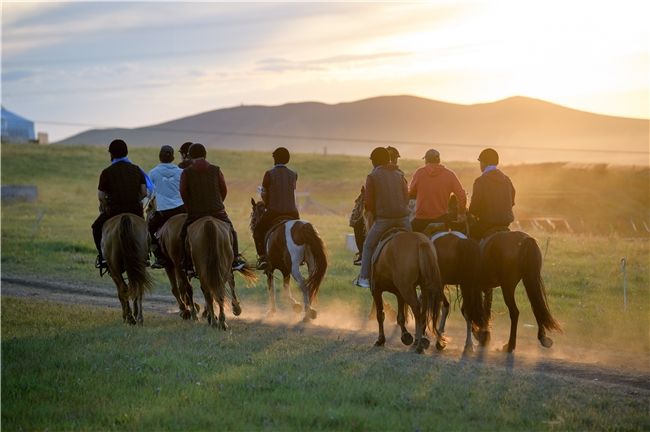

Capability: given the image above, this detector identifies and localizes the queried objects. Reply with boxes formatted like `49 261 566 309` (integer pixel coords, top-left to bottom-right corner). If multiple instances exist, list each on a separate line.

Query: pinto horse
476 231 562 352
427 230 486 352
101 213 153 325
250 199 327 322
371 230 444 353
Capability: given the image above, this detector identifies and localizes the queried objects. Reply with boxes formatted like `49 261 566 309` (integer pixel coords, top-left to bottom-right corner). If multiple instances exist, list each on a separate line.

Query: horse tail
119 215 153 299
198 219 231 303
458 238 486 328
521 237 562 333
417 240 443 335
300 223 328 303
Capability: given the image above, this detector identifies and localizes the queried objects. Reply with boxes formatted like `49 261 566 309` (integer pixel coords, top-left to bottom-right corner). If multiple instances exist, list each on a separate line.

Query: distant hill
57 95 649 165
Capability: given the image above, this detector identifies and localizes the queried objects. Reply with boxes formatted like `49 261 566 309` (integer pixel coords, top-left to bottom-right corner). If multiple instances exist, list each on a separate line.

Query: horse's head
250 198 267 231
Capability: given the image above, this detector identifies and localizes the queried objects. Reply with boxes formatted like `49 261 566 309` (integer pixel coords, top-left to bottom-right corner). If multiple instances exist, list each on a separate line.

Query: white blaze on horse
101 213 153 325
250 199 327 322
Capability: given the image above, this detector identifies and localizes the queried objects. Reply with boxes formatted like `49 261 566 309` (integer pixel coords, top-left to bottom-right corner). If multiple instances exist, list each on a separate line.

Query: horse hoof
478 331 491 346
420 337 430 350
501 343 514 353
415 345 425 354
220 322 229 331
401 332 414 346
435 339 447 351
180 310 192 320
374 338 385 347
540 336 553 348
308 309 317 320
463 344 474 353
232 303 242 316
292 304 303 314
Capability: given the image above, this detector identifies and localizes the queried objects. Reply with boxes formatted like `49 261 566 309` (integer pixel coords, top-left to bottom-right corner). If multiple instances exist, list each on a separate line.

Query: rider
178 141 193 169
91 139 148 269
468 148 516 240
348 186 366 266
408 149 467 233
386 146 401 169
179 143 247 274
253 147 300 270
148 145 186 268
355 147 411 288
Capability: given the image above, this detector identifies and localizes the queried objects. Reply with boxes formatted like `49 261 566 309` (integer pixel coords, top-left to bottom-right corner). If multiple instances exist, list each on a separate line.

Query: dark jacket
262 165 299 214
469 169 515 226
98 161 145 216
365 165 409 219
180 159 227 217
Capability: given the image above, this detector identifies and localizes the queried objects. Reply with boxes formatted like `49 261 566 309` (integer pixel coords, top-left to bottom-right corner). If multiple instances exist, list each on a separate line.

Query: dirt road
2 273 649 393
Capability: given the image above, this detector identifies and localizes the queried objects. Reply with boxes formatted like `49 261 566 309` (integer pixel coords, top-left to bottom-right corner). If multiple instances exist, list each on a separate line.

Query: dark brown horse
476 231 562 352
250 199 328 322
371 231 444 353
427 230 486 352
101 213 153 324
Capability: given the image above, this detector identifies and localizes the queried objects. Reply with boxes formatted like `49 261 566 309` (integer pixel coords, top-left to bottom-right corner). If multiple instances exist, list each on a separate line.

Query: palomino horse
475 231 562 352
426 229 486 352
371 230 444 353
250 199 328 322
186 217 238 329
101 213 153 325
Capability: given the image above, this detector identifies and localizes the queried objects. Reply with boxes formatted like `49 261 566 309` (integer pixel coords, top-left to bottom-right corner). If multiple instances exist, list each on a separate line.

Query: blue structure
1 106 35 142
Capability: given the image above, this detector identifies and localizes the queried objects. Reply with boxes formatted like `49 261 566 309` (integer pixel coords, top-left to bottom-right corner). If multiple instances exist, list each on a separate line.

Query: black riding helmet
108 139 128 159
386 146 400 163
478 148 499 165
180 141 193 157
272 147 290 164
370 147 390 167
189 143 207 159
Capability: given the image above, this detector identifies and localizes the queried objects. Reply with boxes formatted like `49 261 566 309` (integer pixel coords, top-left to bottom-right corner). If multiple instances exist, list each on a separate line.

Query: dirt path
2 273 649 393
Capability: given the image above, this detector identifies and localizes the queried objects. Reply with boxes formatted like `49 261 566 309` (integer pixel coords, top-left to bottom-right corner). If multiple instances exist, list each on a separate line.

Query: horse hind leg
475 288 493 346
292 265 316 322
396 295 413 346
265 272 277 317
216 295 229 331
501 283 519 353
112 274 136 325
436 292 451 351
373 291 386 347
169 267 192 320
282 274 302 314
228 274 241 316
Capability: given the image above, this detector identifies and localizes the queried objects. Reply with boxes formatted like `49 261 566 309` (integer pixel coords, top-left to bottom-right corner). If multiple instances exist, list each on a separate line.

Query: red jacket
408 163 467 219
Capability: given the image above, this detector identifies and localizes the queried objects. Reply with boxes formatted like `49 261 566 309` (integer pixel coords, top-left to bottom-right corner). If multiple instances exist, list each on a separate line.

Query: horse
371 230 444 353
147 198 256 322
426 228 486 352
475 230 562 352
101 213 153 325
250 199 328 322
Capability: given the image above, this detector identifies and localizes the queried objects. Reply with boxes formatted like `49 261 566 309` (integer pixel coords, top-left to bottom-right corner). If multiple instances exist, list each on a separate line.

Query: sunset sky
2 1 648 141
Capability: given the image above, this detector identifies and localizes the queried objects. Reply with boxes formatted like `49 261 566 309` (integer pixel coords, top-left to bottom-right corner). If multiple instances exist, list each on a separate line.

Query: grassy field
3 297 649 431
2 143 650 429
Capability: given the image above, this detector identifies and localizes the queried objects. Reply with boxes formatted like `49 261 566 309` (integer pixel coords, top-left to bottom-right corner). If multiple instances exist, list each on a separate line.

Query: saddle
479 226 510 252
370 227 409 269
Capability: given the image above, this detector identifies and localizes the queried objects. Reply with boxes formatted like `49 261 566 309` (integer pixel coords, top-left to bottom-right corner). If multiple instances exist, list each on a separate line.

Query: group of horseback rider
351 146 515 288
92 140 299 275
92 140 514 285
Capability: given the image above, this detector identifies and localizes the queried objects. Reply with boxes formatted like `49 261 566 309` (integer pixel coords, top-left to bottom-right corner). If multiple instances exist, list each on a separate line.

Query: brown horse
101 213 153 325
428 230 486 352
371 231 444 353
250 199 328 322
476 231 562 352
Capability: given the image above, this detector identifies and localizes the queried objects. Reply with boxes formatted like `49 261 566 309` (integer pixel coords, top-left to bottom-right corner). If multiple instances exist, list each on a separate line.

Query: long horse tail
300 223 328 304
521 237 562 333
118 215 153 299
417 240 443 335
458 238 486 328
197 219 231 303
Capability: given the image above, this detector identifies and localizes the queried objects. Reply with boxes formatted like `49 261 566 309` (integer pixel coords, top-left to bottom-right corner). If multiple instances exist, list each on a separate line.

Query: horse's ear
250 197 256 207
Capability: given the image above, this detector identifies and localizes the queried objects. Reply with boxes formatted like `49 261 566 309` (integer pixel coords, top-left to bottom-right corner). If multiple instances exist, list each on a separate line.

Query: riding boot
150 242 168 269
256 255 268 271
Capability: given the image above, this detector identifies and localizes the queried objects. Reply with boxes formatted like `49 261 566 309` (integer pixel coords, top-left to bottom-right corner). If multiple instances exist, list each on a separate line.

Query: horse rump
294 222 327 303
118 215 153 298
417 240 443 335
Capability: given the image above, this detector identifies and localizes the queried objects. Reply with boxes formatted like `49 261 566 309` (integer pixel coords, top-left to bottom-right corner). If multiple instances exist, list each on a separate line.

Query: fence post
620 257 627 311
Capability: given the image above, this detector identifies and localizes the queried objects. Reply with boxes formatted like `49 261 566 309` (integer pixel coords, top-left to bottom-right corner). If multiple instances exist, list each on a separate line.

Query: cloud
256 52 411 73
1 69 33 82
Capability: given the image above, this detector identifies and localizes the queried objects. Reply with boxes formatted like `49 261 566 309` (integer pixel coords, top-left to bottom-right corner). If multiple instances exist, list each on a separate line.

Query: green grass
3 297 649 431
2 144 650 429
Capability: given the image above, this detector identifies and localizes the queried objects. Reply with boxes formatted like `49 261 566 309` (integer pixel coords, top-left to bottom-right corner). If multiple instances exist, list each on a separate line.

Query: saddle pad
370 228 408 269
430 230 468 243
479 227 510 252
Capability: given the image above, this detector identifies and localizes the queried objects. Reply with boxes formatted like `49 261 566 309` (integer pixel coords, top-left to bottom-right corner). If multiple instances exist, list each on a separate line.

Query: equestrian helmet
370 147 390 165
478 148 499 165
189 143 207 159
